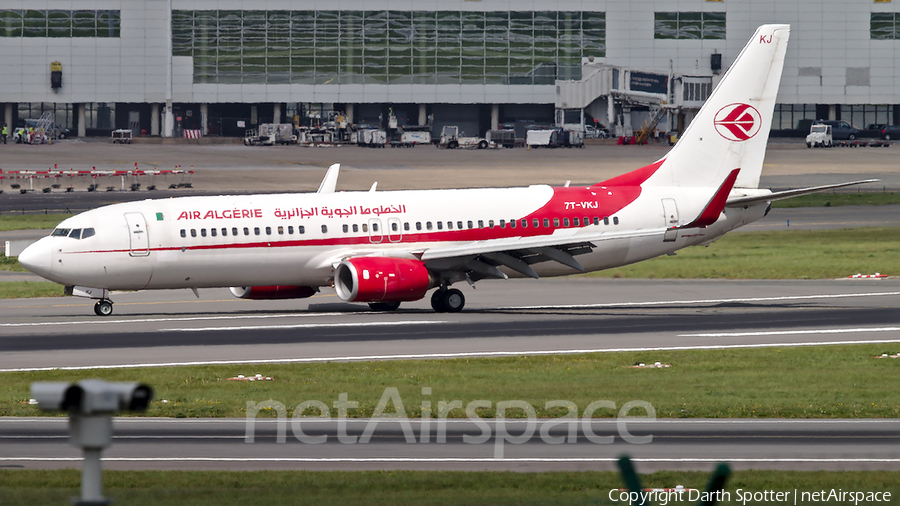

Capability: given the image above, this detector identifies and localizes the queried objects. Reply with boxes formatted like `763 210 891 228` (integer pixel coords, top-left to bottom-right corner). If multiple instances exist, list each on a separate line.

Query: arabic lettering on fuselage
273 204 407 220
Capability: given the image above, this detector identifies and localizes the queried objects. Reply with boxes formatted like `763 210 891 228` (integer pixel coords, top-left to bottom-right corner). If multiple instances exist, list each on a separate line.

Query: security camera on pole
30 380 154 505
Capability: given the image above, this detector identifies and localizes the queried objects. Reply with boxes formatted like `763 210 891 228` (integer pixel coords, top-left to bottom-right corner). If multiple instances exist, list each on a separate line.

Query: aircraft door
387 218 402 243
368 218 383 244
661 199 679 242
124 212 151 256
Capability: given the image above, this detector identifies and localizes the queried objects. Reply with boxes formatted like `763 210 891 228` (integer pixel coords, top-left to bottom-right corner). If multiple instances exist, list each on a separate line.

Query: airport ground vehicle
439 126 488 149
806 124 833 148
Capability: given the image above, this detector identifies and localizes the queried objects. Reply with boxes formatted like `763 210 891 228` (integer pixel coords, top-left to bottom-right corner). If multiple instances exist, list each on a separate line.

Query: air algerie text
177 209 263 220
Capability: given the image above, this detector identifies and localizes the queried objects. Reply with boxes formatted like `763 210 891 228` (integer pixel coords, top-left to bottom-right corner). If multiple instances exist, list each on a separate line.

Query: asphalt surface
2 417 898 472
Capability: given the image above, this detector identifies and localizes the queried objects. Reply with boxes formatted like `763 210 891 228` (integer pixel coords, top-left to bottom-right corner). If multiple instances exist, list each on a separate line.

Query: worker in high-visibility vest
1 124 7 144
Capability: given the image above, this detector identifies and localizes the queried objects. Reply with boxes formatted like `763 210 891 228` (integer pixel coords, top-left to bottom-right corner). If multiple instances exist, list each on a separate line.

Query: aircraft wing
725 179 878 207
417 226 666 280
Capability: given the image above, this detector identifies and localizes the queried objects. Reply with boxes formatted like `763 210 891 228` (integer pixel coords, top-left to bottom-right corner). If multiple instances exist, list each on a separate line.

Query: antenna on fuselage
317 163 340 193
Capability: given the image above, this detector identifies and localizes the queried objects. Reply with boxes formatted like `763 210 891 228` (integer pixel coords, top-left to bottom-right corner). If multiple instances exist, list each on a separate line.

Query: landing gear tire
368 301 401 311
431 289 465 313
94 300 113 316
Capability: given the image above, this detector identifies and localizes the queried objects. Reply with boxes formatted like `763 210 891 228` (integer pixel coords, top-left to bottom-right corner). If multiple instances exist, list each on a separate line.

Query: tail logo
713 103 761 141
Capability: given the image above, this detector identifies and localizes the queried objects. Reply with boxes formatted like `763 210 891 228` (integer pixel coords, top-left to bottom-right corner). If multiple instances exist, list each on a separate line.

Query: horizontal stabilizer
725 179 879 207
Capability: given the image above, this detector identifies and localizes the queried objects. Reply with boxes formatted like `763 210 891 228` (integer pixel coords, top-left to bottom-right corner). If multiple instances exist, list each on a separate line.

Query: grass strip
771 192 900 208
0 281 63 299
2 344 898 418
1 254 28 272
0 214 69 231
1 470 897 505
590 227 900 279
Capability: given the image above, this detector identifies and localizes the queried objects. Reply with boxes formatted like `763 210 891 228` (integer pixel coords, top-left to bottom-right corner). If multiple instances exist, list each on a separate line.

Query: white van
805 124 833 148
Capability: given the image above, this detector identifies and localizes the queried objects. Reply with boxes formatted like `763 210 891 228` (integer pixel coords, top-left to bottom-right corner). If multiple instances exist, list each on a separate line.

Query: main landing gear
93 299 114 316
431 288 465 313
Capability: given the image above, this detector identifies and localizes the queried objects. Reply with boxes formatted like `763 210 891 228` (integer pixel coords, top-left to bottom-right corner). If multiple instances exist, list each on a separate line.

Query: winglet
682 169 741 228
317 163 340 193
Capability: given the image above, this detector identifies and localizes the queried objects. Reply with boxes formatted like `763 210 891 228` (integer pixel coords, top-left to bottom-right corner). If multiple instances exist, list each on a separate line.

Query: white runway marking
682 327 900 338
2 457 899 464
3 339 900 373
166 320 449 333
0 312 359 328
502 291 900 310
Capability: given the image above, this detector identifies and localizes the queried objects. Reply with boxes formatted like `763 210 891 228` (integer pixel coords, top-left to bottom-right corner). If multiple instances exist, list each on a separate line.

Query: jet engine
229 285 318 300
334 257 435 303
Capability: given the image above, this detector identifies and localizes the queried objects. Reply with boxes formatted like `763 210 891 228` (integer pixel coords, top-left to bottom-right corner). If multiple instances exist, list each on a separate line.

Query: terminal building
2 1 899 139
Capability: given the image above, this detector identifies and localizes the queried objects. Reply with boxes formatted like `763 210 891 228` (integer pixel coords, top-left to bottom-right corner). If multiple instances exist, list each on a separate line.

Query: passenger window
180 229 186 238
243 227 250 235
211 228 217 237
278 226 284 235
82 228 95 239
488 220 494 228
298 226 305 234
478 220 484 228
321 225 328 234
363 224 369 232
467 221 473 229
543 219 549 228
510 220 516 229
522 219 528 228
457 221 463 229
446 221 453 230
265 227 271 235
254 227 260 235
69 229 82 239
392 222 398 231
593 217 600 226
603 217 609 225
573 217 580 226
534 219 540 228
416 222 422 231
553 218 560 227
221 228 227 236
288 226 294 234
343 224 349 233
426 221 433 230
404 222 410 231
372 223 379 232
191 229 197 237
232 227 238 236
563 218 569 227
500 220 505 229
613 217 619 225
201 229 207 237
353 224 359 233
437 221 443 230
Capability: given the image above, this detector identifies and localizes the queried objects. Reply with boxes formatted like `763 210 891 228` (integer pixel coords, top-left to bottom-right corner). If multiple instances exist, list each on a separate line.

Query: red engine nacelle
229 285 318 300
334 257 434 303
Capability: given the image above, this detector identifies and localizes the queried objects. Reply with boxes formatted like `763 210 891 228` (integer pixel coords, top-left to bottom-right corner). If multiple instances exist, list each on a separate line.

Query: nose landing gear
93 299 114 316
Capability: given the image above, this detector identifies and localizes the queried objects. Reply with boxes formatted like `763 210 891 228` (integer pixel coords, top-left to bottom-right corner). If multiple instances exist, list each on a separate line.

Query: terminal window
654 12 725 40
871 12 899 40
0 10 120 37
171 10 605 85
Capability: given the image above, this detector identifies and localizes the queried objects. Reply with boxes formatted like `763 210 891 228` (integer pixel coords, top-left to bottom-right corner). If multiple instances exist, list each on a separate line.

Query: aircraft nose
17 239 53 278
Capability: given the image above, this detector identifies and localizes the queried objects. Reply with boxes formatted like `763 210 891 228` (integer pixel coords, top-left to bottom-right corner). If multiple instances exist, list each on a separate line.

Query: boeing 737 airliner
18 25 873 316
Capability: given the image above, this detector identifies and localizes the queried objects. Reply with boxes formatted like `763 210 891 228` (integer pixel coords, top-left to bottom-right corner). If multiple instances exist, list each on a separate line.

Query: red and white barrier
183 129 202 139
849 273 888 279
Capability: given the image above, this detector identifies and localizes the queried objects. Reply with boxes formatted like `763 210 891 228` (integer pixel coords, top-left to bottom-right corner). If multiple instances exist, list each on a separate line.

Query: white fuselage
22 183 768 292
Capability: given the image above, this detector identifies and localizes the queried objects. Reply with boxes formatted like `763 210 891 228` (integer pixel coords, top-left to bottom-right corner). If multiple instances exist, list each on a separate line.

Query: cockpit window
51 228 71 237
69 229 82 239
81 228 95 239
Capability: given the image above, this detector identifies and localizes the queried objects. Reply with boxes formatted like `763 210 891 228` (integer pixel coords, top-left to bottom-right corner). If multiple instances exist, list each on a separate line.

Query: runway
1 278 898 371
2 417 898 472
